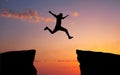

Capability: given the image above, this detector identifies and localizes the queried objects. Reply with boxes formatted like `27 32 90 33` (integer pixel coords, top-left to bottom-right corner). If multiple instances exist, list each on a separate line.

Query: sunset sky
0 0 120 75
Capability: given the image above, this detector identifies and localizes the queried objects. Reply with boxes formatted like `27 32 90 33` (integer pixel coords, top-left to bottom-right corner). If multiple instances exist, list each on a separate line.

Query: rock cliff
0 50 37 75
76 50 120 75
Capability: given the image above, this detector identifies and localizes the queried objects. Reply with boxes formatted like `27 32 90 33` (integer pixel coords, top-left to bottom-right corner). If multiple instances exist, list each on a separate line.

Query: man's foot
69 36 73 39
44 27 48 31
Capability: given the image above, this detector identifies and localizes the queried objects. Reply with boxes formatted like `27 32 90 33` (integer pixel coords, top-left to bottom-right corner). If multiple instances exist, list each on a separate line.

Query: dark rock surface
0 50 37 75
76 50 120 75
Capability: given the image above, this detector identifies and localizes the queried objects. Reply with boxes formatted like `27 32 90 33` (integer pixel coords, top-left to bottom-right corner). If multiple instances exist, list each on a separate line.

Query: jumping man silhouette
44 11 73 39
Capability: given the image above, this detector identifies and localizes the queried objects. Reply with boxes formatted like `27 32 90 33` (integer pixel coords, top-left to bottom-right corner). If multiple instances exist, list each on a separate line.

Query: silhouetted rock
0 50 37 75
76 50 120 75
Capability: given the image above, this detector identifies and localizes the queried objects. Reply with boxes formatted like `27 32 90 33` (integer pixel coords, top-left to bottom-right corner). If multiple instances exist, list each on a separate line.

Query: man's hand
62 15 69 19
66 15 69 17
48 11 57 17
49 11 52 13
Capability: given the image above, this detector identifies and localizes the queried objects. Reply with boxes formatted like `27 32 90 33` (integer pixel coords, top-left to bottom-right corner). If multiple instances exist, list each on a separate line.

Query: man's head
59 13 63 17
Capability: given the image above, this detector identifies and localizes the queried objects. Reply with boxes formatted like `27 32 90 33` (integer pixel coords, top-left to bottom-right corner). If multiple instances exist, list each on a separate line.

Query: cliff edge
0 49 37 75
76 50 120 75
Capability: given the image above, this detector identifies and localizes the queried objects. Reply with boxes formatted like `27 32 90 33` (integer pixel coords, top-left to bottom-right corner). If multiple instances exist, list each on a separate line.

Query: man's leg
44 26 56 34
60 27 73 39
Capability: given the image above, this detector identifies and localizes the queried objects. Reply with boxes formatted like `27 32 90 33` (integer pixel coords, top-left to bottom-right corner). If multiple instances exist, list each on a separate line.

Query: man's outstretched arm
62 15 69 19
49 11 57 17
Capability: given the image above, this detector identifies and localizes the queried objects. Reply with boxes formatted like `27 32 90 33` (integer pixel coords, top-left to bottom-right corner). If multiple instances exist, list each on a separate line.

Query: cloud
72 11 79 17
0 8 55 23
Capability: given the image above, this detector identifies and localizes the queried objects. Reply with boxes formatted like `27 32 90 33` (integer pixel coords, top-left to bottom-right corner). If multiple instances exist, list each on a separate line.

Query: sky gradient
0 0 120 75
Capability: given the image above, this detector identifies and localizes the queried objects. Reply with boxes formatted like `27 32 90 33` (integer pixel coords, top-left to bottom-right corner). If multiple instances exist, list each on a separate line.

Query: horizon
0 0 120 75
